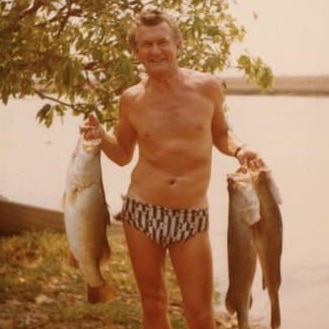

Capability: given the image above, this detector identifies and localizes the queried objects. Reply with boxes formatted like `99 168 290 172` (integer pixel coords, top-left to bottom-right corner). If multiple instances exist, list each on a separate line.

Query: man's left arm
210 78 241 156
210 77 264 168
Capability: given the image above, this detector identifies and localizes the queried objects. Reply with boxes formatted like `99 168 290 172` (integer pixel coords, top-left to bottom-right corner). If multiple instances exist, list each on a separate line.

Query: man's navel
168 178 177 186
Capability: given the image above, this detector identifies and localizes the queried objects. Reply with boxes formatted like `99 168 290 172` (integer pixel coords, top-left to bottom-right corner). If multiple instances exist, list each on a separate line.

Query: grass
0 231 272 329
0 231 187 329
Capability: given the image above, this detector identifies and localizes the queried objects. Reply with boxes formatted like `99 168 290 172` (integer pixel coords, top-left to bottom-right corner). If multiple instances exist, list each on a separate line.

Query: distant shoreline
222 75 329 96
3 76 329 106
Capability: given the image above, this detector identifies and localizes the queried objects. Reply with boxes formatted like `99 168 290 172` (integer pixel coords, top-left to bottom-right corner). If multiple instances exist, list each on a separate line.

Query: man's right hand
79 114 103 140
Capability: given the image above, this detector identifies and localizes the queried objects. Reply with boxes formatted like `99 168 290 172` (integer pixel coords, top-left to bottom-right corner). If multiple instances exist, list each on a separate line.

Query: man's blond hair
127 8 182 50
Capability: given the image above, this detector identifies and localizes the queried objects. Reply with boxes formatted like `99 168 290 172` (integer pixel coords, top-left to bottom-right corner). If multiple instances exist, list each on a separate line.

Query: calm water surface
1 96 329 328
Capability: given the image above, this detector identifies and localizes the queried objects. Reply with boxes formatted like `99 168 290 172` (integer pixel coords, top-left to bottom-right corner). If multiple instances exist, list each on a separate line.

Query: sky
228 0 329 76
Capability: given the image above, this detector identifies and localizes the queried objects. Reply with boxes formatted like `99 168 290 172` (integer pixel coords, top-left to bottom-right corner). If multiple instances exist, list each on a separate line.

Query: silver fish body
252 168 283 329
63 137 115 303
225 171 260 329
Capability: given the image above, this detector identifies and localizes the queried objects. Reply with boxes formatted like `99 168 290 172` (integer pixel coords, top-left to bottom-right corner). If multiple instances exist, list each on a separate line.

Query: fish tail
101 239 111 264
225 288 236 314
226 288 253 329
270 292 281 329
87 282 117 303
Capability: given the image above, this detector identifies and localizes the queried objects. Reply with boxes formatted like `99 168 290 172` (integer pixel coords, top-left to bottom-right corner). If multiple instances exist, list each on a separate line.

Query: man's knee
141 291 168 317
185 307 215 329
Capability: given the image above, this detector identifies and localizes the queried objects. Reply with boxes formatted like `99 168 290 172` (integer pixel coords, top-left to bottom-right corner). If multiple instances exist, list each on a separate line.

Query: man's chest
129 93 214 139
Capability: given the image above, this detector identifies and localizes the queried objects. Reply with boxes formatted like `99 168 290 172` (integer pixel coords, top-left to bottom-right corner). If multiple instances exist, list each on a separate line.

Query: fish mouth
81 138 101 153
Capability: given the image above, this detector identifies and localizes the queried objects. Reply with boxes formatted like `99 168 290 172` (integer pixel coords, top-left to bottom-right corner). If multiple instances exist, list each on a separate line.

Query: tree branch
34 89 77 108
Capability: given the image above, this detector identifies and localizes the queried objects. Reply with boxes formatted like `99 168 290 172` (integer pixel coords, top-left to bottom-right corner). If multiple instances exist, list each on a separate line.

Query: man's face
134 22 181 76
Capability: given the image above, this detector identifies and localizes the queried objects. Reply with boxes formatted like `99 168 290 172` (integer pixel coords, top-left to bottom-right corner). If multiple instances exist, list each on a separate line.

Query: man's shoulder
183 68 219 87
120 82 146 111
183 69 223 96
122 81 145 99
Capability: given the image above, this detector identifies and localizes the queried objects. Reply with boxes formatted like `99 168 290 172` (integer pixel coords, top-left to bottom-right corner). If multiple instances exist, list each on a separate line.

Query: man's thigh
168 231 214 308
123 222 168 296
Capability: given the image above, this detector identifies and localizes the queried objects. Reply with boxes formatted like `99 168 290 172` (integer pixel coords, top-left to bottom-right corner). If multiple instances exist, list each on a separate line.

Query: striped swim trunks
120 196 209 247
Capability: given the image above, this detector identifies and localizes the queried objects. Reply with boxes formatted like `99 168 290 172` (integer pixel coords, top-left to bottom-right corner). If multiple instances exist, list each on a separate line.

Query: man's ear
176 39 183 56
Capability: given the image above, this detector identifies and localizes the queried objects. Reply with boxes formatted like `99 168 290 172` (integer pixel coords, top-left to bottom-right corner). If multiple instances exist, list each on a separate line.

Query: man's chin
146 64 170 75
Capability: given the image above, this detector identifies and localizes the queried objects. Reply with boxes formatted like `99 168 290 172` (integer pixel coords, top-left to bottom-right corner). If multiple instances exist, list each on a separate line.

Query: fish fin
262 275 267 290
68 251 79 268
100 239 111 264
62 188 78 208
107 210 111 226
264 168 283 205
61 192 67 209
87 282 117 304
270 293 281 329
249 294 253 309
225 289 236 314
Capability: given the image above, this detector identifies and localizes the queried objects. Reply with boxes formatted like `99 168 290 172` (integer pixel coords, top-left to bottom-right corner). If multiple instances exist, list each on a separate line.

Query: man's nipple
169 178 176 186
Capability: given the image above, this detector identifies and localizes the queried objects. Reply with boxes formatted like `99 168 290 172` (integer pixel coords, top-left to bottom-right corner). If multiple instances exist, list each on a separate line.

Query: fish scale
225 167 283 329
63 136 116 303
252 168 283 329
226 170 259 329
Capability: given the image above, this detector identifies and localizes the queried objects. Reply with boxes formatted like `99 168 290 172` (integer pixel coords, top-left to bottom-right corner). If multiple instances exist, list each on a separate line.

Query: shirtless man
81 8 263 329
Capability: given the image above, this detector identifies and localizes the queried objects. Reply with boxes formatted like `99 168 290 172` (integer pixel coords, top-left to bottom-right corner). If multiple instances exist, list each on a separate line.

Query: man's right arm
80 90 137 166
100 91 137 166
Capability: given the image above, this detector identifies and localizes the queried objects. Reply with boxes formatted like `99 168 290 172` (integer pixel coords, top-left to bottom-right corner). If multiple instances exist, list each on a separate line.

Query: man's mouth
149 58 166 64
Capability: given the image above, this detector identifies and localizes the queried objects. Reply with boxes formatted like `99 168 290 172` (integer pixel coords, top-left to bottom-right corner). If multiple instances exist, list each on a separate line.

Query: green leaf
1 0 273 126
36 103 53 127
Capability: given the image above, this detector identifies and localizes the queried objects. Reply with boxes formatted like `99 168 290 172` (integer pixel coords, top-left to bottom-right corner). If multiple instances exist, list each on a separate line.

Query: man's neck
146 67 183 91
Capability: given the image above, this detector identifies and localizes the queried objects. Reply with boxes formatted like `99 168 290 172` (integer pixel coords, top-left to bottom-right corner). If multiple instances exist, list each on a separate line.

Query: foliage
0 0 273 128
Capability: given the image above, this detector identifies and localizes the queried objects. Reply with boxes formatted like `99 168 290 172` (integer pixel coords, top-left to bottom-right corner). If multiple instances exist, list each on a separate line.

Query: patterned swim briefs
120 196 209 247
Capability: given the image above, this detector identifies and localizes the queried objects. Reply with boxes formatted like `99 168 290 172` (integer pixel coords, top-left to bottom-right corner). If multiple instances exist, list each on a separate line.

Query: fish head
78 137 101 157
252 168 283 205
227 171 261 224
67 137 102 187
72 137 101 163
227 172 253 196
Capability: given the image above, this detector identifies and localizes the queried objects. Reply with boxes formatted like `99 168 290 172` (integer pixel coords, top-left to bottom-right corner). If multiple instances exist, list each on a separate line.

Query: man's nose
150 44 161 54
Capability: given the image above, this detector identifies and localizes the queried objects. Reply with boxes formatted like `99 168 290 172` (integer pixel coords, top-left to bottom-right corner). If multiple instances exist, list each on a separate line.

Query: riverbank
0 198 123 236
0 231 269 329
222 75 329 96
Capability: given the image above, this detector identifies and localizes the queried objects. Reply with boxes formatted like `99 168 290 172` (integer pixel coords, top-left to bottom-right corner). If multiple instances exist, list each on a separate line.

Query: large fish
225 169 261 329
252 167 283 329
63 136 116 303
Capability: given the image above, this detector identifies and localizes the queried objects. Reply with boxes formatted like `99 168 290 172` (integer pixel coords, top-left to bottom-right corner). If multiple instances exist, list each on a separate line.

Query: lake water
1 95 329 328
